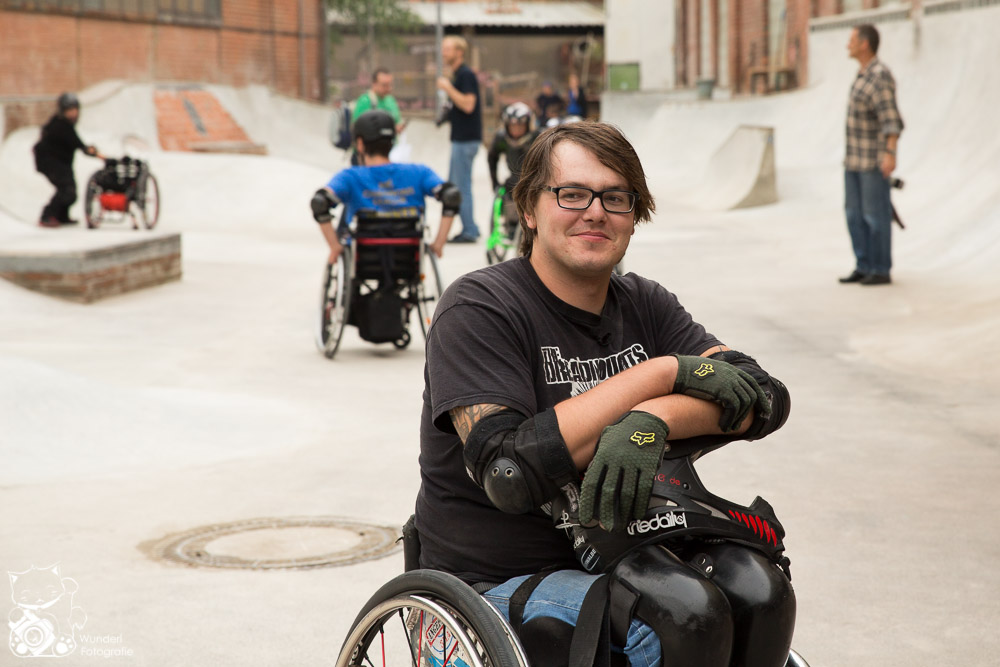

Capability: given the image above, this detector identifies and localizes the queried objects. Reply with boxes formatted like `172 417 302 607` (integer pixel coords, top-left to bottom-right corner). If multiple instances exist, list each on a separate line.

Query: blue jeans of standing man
484 569 662 666
844 169 893 276
449 140 480 239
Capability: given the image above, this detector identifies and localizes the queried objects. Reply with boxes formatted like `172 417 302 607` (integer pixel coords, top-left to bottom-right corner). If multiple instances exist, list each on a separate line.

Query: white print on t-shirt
541 343 649 396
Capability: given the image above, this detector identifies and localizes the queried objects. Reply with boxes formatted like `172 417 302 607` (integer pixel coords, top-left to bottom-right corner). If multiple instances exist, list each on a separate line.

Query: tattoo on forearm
450 404 507 443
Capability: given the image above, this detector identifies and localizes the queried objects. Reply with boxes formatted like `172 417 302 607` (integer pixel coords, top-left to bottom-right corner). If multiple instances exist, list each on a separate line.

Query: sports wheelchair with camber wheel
336 454 814 667
316 210 444 359
83 156 160 230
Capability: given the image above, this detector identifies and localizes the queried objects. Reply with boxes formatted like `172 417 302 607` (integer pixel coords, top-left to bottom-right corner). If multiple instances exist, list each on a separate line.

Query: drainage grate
141 517 401 570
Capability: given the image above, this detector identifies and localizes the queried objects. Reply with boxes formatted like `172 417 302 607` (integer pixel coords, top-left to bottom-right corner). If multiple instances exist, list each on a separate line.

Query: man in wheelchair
310 109 460 263
416 122 795 666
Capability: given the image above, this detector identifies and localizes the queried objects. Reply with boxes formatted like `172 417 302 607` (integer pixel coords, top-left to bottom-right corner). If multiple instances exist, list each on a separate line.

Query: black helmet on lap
551 456 790 575
352 110 396 143
57 92 80 112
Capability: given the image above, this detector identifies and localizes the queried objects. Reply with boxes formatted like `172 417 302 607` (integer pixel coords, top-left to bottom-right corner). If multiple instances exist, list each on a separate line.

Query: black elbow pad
463 409 579 514
709 350 791 440
434 182 462 217
311 188 339 223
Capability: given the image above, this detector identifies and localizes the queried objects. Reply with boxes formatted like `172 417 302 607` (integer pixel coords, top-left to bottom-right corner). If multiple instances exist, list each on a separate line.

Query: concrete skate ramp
692 124 777 210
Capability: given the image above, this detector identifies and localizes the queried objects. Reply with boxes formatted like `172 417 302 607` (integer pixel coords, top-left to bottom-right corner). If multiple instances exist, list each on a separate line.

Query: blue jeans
449 140 480 238
483 570 662 667
844 169 893 276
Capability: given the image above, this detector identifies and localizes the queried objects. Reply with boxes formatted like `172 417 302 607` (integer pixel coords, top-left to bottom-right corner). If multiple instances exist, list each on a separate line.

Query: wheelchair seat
353 210 423 284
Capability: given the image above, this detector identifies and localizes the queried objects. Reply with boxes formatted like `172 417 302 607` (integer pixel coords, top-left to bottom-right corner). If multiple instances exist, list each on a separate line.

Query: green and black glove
579 411 669 532
671 354 771 432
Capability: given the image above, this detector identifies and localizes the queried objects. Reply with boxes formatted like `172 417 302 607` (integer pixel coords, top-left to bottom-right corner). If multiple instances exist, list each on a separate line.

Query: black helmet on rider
352 110 396 158
500 102 533 140
57 92 80 113
352 110 396 143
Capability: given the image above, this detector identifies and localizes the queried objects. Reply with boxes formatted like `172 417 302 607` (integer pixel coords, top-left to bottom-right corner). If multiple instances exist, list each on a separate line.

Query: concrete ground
2 8 999 666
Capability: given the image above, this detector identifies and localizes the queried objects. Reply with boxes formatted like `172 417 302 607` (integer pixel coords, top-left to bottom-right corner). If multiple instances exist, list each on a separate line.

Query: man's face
507 119 528 139
847 29 864 60
524 141 635 279
442 41 461 68
372 73 392 98
63 107 80 123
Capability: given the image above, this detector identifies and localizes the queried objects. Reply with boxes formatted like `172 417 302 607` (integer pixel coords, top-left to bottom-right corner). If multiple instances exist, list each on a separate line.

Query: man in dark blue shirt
437 35 482 243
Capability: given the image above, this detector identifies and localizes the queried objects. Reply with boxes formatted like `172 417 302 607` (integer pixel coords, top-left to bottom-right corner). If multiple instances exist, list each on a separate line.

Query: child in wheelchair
310 110 461 357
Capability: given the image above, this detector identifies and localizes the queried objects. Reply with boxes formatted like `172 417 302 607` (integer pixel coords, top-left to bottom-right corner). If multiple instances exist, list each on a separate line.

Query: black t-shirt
447 64 482 143
415 258 722 584
33 115 87 169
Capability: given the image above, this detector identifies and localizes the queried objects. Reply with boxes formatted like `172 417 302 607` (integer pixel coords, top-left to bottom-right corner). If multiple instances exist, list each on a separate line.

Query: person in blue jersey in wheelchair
310 110 460 263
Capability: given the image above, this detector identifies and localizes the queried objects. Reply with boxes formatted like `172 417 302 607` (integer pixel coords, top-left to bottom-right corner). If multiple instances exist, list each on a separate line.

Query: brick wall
675 0 814 95
0 0 325 136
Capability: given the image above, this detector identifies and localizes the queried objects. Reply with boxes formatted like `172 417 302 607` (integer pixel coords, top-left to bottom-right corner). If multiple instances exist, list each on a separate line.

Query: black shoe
860 274 891 286
59 218 78 225
838 270 867 284
448 234 478 244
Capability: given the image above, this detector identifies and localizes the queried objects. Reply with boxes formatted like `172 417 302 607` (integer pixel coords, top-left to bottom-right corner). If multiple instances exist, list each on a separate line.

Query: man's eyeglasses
542 186 637 214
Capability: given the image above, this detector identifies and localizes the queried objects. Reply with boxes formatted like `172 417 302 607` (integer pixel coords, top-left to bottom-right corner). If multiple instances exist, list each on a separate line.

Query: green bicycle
485 186 522 265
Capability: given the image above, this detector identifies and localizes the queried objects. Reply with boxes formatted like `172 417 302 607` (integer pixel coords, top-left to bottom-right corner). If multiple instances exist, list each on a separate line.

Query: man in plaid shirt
840 23 904 286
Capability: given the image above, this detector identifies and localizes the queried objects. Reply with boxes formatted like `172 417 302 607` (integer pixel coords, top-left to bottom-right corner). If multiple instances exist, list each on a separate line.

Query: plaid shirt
845 58 904 171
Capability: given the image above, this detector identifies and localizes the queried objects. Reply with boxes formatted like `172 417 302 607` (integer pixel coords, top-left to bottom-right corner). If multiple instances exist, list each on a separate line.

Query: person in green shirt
351 68 405 165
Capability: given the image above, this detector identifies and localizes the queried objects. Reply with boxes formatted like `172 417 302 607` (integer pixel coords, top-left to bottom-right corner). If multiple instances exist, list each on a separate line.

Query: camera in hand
890 177 904 189
434 100 453 127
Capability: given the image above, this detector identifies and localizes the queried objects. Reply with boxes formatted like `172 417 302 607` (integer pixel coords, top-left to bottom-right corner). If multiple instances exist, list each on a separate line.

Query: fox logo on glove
629 431 657 447
693 363 715 377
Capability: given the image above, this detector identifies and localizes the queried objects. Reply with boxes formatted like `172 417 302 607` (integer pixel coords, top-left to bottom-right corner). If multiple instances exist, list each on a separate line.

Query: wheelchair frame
316 211 444 359
83 156 160 230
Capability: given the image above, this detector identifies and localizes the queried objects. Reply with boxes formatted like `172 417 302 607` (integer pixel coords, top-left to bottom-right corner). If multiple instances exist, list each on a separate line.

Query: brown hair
511 121 655 257
855 24 880 54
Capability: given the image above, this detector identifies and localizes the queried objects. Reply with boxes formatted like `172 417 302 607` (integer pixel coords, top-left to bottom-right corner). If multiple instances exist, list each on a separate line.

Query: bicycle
485 186 522 265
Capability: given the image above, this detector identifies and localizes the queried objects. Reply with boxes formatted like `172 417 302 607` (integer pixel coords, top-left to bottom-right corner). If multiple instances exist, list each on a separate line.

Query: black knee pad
611 545 734 667
698 543 796 667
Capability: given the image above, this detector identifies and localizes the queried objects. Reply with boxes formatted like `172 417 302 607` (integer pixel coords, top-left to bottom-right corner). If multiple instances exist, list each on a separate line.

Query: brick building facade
608 0 905 96
0 0 326 137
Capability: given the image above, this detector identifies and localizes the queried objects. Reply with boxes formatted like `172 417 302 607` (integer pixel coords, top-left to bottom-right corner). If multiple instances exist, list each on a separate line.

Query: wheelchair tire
786 649 811 667
336 569 524 667
84 174 103 229
416 246 443 340
137 172 160 229
316 247 353 359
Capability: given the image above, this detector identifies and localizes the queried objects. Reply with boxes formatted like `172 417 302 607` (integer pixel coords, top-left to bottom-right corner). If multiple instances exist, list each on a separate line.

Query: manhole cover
142 517 401 570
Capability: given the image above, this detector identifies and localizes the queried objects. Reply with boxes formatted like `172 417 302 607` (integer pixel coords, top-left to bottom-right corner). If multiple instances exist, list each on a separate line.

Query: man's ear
523 210 537 231
355 137 365 154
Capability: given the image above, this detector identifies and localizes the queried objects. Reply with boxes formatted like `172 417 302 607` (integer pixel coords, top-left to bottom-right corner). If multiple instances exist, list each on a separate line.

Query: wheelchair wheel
315 247 353 359
336 570 524 667
84 175 104 229
416 247 443 340
786 648 811 667
136 172 160 229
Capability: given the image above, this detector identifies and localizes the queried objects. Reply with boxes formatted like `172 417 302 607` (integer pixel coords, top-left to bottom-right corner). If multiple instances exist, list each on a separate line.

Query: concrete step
0 229 182 303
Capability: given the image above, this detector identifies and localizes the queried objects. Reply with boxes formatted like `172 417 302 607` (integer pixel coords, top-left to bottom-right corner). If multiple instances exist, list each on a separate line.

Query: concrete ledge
0 231 182 303
189 140 268 155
